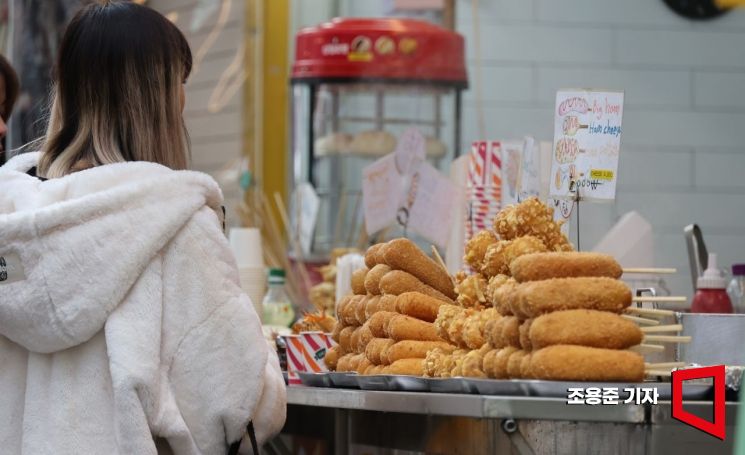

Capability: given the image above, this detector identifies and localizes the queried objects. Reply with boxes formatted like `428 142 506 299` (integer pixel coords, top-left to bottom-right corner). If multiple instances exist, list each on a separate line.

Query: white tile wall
459 1 745 298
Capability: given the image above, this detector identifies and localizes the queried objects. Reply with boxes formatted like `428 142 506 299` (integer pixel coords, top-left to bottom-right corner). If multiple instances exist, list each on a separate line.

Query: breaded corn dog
356 325 374 353
491 279 518 316
377 294 398 313
365 264 392 295
350 327 363 353
341 295 364 325
380 270 454 304
383 340 454 364
367 365 386 375
529 309 643 350
396 292 444 322
492 316 520 348
507 350 529 379
481 236 547 278
386 314 444 342
385 358 425 376
530 345 645 382
355 295 370 325
331 320 344 343
365 338 395 365
351 268 368 295
339 326 355 352
519 319 534 350
324 345 342 370
492 347 518 379
366 311 398 338
520 353 533 379
464 230 498 271
517 277 632 318
364 295 381 320
510 252 623 282
336 353 355 372
365 243 386 268
382 238 456 299
356 356 372 374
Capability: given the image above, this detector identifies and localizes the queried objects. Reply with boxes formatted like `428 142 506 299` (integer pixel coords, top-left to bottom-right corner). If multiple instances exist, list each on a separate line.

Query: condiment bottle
262 268 296 327
691 253 733 314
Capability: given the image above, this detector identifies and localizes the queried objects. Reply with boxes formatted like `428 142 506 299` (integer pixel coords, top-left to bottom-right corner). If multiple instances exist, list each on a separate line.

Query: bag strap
227 421 259 455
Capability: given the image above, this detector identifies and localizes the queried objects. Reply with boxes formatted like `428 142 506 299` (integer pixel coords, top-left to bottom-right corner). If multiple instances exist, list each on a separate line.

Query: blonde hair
38 1 192 178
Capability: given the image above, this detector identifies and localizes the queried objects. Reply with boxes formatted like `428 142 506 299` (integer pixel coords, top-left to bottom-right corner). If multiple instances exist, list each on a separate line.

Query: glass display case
290 18 468 260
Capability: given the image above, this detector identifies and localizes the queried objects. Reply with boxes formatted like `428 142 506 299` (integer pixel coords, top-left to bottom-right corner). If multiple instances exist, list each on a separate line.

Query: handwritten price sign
549 90 624 201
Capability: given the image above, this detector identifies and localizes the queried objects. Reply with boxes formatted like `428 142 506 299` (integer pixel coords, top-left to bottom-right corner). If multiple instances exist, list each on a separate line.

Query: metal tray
327 372 359 388
298 372 332 388
468 378 531 396
525 380 711 401
356 375 390 391
427 377 482 394
388 375 429 392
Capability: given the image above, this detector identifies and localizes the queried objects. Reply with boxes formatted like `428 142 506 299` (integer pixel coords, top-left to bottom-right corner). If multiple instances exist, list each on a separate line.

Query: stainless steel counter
287 386 646 423
280 387 737 454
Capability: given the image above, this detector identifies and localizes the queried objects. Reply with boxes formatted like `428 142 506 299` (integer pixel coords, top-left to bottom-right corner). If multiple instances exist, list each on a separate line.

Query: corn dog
350 327 363 353
356 325 374 353
364 295 381 320
434 304 464 341
331 320 344 343
517 277 632 318
483 349 499 378
529 309 643 350
356 356 373 374
383 340 454 364
491 279 518 316
464 230 498 271
455 274 488 309
379 270 454 304
493 316 520 348
336 295 353 322
336 353 355 372
481 236 547 278
366 365 385 375
519 319 534 350
507 350 529 379
530 345 645 382
510 252 623 282
377 294 398 313
382 238 456 299
462 349 488 378
485 274 511 305
339 326 355 352
324 345 342 370
351 268 368 295
365 338 395 365
397 292 444 322
493 197 573 251
384 358 425 376
520 353 533 379
355 295 370 325
366 311 398 338
365 264 392 295
492 347 518 379
365 243 386 268
386 314 444 342
463 310 494 349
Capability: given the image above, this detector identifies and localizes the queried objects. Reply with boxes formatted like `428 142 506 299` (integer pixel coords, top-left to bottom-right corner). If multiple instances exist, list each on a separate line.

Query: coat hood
0 152 224 354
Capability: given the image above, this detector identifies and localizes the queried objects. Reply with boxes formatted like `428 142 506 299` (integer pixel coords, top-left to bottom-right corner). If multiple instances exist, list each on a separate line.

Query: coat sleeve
162 207 286 453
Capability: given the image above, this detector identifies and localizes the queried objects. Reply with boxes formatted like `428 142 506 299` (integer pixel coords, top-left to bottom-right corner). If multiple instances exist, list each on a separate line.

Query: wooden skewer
645 370 673 377
644 335 692 343
621 314 660 326
631 296 687 303
625 307 676 317
431 245 457 287
623 267 677 274
645 362 685 369
640 324 683 333
629 344 665 353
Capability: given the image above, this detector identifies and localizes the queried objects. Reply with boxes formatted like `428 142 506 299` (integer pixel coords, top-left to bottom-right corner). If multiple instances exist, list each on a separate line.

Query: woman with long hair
0 2 285 454
0 54 19 165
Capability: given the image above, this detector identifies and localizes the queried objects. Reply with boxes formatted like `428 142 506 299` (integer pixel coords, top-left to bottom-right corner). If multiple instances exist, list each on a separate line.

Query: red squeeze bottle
691 253 733 314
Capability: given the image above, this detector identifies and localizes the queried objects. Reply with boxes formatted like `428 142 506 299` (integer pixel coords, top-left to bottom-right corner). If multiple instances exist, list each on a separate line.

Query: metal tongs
684 224 708 294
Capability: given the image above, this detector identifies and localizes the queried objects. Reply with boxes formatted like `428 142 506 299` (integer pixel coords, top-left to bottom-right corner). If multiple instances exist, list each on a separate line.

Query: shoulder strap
227 421 259 455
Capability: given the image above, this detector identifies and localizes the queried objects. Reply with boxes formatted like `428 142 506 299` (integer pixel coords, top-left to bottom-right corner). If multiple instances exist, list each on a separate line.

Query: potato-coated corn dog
464 230 498 271
482 236 547 278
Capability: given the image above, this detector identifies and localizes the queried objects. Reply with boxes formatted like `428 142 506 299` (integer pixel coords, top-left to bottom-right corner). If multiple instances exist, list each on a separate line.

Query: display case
290 18 468 260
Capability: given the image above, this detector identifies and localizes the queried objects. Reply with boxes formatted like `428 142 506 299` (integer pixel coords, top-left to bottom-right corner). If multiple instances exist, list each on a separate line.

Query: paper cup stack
229 228 266 319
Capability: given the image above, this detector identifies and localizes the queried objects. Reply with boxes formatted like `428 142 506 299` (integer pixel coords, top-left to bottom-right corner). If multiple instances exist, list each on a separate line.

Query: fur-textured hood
0 152 223 353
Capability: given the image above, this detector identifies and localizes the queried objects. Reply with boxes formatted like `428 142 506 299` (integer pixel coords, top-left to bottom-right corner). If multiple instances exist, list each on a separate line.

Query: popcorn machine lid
291 17 468 87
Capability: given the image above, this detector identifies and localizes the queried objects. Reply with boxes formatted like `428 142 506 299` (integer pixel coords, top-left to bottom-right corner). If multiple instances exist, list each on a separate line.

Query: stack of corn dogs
325 238 457 375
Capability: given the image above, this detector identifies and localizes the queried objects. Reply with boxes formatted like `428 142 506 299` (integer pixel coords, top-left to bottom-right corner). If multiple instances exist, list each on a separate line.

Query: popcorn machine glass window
290 18 468 260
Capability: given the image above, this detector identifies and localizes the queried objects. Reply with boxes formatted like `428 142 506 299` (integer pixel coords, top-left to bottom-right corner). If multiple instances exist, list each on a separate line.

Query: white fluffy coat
0 152 286 454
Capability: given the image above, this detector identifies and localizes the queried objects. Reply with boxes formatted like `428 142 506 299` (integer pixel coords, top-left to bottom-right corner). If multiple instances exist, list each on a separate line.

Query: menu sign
549 90 624 201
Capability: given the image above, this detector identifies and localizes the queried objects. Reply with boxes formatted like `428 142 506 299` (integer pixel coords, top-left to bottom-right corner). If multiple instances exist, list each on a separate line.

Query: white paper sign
501 140 522 207
291 182 320 256
363 154 404 235
549 90 624 201
406 161 458 248
394 128 426 174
